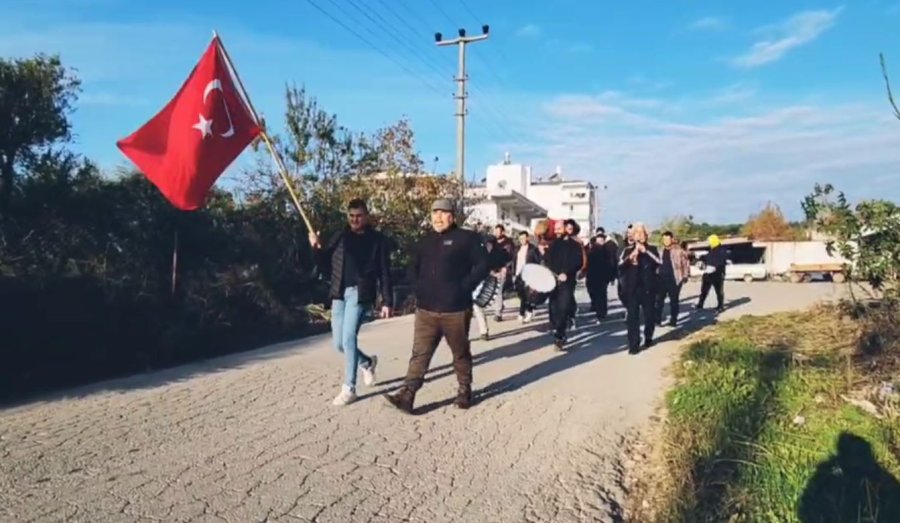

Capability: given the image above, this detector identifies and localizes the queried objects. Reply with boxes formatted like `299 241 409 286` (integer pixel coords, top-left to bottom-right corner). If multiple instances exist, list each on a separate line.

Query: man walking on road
586 227 618 321
697 234 727 313
544 220 585 350
513 230 542 323
655 231 689 327
491 224 515 321
309 199 393 406
385 198 489 413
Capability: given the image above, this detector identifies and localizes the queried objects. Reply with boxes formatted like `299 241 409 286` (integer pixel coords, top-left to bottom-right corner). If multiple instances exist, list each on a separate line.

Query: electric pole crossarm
435 26 490 182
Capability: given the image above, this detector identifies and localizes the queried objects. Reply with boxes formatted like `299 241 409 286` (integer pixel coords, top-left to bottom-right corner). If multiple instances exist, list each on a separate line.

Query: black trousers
549 280 576 340
587 280 609 318
699 272 725 309
516 280 534 316
656 278 681 325
626 288 656 350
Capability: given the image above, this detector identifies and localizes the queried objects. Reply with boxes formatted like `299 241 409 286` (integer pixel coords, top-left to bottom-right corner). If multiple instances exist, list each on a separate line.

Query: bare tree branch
880 53 900 120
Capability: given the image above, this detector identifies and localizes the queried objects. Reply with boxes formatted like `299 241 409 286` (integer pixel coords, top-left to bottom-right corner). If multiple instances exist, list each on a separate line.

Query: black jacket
587 240 619 285
544 237 584 280
409 225 489 313
704 246 729 275
512 243 542 276
618 243 661 295
315 226 393 307
484 236 513 271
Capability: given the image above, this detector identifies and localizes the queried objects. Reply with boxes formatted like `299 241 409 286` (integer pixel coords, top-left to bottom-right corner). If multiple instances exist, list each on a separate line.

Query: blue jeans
330 286 373 390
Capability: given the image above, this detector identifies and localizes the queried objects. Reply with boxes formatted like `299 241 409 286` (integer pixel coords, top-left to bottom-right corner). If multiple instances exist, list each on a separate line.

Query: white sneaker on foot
361 355 378 386
524 311 534 323
332 385 357 406
518 314 525 324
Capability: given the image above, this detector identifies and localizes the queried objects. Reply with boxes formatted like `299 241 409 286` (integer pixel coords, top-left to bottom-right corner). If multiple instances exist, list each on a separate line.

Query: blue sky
2 0 899 228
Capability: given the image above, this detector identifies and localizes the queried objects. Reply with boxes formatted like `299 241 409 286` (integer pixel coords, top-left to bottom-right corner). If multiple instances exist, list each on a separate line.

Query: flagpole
212 31 316 234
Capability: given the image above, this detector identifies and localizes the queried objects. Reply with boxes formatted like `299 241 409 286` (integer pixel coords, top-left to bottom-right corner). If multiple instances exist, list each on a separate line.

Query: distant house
465 153 599 238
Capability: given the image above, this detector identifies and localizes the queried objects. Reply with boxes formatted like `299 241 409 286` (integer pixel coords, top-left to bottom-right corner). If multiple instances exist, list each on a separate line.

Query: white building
465 154 598 238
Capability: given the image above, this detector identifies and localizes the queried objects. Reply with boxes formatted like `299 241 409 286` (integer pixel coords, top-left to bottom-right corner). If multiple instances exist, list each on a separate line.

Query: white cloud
513 90 900 227
732 8 843 69
516 24 541 38
708 82 758 105
689 16 728 31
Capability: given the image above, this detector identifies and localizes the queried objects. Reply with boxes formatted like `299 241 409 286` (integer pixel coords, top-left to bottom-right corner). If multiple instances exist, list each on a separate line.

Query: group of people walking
309 197 729 413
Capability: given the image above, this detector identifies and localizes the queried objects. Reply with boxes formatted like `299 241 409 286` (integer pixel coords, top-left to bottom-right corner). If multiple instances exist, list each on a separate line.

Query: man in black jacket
512 230 542 323
697 234 728 312
586 227 618 321
619 223 661 354
385 198 489 413
544 220 584 350
309 199 393 406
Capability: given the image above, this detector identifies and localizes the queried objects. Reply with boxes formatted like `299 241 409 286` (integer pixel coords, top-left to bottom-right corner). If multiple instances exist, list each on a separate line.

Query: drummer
544 219 584 350
512 230 542 323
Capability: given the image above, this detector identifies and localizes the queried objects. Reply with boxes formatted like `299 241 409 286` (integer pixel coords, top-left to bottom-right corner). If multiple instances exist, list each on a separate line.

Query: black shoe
628 345 640 354
715 306 725 313
695 304 703 310
494 315 503 322
384 387 415 414
454 386 473 409
480 333 490 342
643 340 655 350
668 320 677 327
554 337 566 351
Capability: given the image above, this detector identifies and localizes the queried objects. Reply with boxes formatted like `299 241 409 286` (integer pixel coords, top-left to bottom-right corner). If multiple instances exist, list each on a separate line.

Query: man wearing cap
697 234 727 312
384 198 489 413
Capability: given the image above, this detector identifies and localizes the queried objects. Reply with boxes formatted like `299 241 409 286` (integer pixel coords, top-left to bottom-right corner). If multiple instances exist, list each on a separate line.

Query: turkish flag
116 37 261 210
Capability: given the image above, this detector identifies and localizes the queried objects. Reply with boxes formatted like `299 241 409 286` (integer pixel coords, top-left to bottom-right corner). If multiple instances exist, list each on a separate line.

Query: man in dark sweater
544 220 585 350
697 234 728 312
385 198 489 413
586 227 618 321
309 198 393 406
656 231 690 326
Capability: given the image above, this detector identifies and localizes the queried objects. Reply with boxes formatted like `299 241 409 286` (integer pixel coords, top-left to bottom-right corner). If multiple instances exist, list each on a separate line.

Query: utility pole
435 26 489 183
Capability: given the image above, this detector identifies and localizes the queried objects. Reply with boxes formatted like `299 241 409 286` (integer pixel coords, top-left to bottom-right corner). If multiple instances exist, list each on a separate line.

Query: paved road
0 281 846 523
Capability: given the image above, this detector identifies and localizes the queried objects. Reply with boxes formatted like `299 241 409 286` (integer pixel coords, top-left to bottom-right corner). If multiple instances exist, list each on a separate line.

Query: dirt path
0 281 845 522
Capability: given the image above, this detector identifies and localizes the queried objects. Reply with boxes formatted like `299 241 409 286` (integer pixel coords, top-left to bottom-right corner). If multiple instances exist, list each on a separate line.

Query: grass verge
631 306 900 522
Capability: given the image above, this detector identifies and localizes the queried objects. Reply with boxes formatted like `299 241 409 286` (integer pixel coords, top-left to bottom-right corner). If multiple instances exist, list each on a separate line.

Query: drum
473 275 500 308
520 263 557 306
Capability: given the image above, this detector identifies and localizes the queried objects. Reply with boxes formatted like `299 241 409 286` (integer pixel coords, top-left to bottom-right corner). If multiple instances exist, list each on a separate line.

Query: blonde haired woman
618 222 661 354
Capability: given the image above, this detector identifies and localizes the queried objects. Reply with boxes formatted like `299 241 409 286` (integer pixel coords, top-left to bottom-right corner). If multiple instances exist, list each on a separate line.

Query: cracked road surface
0 282 845 522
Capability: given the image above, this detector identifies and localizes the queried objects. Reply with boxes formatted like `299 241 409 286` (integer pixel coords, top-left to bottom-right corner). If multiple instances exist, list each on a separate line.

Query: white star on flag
193 114 213 138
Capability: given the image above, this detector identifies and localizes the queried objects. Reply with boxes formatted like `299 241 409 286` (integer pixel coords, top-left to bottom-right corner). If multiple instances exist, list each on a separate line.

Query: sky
2 0 899 228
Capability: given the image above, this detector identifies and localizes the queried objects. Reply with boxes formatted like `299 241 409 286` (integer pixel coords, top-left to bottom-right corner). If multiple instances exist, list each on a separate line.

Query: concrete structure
466 154 598 237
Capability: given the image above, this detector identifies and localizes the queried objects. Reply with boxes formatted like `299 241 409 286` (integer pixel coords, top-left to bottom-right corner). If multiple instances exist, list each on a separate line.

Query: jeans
656 278 682 325
331 286 373 390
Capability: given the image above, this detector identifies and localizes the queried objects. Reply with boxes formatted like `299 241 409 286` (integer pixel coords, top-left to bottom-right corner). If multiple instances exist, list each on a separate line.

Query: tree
741 202 802 240
0 54 81 216
803 184 900 296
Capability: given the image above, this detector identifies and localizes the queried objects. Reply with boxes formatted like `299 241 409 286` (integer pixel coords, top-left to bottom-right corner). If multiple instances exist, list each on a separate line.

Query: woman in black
618 222 661 354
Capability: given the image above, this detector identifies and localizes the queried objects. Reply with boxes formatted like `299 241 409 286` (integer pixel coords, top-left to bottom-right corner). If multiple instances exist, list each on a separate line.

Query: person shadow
798 432 900 522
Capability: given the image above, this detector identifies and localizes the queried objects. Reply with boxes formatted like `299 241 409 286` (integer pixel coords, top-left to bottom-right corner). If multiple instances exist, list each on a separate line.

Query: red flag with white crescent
116 36 261 210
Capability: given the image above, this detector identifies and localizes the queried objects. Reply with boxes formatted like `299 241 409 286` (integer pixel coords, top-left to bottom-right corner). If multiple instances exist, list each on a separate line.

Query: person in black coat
385 198 489 414
512 230 543 322
618 222 661 354
308 198 393 406
586 227 618 321
544 220 584 350
697 234 728 312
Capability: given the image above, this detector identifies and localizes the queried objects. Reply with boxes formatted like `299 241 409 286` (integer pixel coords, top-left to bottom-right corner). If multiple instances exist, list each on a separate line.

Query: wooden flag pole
212 31 316 234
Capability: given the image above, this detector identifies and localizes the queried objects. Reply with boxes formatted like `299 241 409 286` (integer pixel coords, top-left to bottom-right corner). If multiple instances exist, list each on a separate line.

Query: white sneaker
361 355 378 386
524 311 534 323
518 314 525 324
332 385 357 406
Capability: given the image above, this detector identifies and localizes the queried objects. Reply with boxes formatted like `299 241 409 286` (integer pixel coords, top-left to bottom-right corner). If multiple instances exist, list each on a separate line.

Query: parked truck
756 241 851 283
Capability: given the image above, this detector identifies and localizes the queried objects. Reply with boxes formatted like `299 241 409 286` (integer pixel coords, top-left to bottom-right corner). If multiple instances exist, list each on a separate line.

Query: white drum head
521 263 557 293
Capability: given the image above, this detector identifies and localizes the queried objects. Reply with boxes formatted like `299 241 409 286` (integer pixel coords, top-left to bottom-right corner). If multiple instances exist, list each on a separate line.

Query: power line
303 0 445 95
